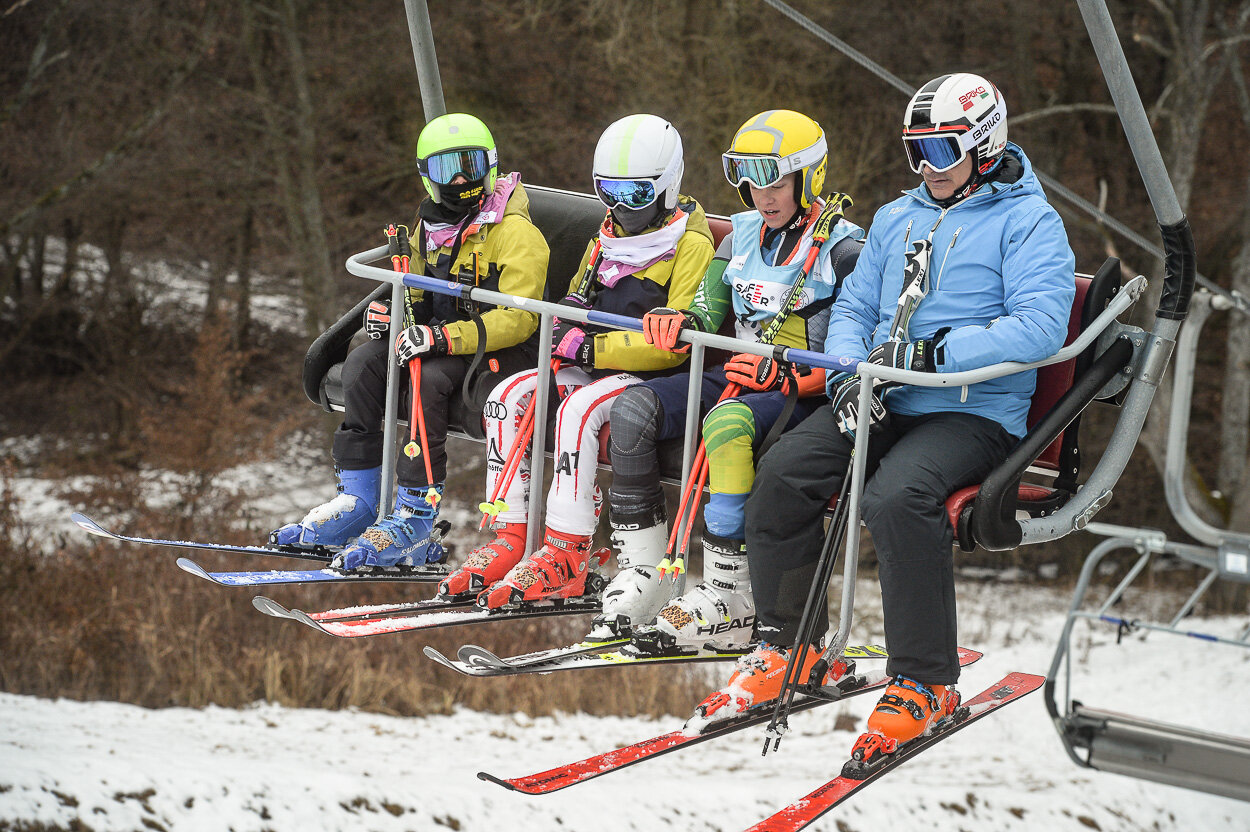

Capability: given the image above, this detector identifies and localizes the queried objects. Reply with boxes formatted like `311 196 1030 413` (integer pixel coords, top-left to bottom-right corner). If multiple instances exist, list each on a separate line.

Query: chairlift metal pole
1019 0 1198 544
403 0 447 121
376 0 448 516
1164 292 1250 548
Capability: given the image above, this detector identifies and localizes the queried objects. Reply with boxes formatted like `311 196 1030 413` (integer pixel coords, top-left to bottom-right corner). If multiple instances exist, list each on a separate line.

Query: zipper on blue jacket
934 226 963 291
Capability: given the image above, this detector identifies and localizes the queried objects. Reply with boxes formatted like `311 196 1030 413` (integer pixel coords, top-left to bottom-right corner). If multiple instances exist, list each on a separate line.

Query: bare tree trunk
1 235 30 309
204 257 228 325
234 205 254 351
1216 16 1250 532
240 0 335 339
1221 187 1250 531
1128 0 1238 526
101 215 135 308
279 0 335 337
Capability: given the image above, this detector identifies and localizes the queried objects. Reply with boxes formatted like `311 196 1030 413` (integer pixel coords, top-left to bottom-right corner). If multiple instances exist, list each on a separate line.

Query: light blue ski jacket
824 144 1075 438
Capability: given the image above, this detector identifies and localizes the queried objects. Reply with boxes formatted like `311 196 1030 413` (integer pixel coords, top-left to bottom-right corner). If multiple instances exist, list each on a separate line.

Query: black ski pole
762 458 856 755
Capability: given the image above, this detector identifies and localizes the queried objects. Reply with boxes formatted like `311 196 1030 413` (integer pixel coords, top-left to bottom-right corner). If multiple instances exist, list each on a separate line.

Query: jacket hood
500 175 534 222
675 195 715 244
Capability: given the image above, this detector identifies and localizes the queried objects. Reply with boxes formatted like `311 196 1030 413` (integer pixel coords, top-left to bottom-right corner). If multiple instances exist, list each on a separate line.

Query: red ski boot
845 676 960 775
478 527 607 609
438 521 527 599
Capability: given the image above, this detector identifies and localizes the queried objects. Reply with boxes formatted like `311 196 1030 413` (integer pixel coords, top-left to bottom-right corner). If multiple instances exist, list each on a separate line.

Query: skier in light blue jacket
692 74 1075 755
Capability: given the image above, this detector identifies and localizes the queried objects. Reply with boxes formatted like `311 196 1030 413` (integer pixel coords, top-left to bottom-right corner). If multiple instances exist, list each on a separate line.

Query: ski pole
479 358 563 528
762 453 855 756
405 356 439 508
663 195 853 576
660 380 741 578
386 223 439 510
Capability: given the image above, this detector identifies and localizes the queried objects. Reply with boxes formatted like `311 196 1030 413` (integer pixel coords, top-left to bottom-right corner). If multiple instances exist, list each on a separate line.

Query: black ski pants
744 404 1015 685
332 337 530 488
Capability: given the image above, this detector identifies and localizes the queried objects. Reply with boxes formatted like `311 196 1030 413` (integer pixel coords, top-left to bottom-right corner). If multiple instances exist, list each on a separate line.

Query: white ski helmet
902 73 1008 180
592 114 685 212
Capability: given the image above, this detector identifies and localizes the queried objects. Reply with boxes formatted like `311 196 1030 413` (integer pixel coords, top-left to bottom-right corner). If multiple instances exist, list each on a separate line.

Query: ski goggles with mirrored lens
595 178 659 210
722 154 784 189
419 148 494 185
903 134 968 174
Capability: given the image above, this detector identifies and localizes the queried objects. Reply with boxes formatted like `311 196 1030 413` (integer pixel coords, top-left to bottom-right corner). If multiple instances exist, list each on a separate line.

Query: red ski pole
478 358 563 528
386 223 439 510
659 380 741 578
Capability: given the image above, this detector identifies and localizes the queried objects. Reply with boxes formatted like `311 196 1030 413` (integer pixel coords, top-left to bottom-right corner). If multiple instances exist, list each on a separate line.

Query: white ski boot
585 514 673 642
648 530 756 652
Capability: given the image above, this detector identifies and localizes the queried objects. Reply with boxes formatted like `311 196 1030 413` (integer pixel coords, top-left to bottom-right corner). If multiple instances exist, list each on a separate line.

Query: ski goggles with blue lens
902 134 968 174
418 148 495 185
595 178 659 210
722 153 784 189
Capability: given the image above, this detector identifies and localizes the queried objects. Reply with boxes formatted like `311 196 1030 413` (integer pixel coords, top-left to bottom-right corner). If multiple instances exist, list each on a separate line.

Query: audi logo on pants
482 401 507 420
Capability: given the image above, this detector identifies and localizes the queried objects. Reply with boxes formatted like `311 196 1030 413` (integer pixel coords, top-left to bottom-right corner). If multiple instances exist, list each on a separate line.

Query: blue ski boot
270 466 381 550
338 484 446 570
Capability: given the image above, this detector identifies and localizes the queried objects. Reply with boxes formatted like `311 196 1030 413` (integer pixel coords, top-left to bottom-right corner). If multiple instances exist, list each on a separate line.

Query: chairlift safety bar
346 245 1143 589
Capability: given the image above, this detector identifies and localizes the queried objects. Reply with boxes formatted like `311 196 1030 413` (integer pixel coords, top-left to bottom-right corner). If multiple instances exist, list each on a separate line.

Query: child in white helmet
438 114 715 608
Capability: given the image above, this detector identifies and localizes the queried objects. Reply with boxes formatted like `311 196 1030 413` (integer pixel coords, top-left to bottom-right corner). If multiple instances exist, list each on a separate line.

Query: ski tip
993 671 1045 694
422 645 460 671
476 772 518 791
456 644 505 668
175 557 212 580
251 595 292 618
70 512 112 538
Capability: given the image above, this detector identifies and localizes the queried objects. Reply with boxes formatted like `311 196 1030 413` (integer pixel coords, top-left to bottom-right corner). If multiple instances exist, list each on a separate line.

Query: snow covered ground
3 576 1249 831
4 246 1249 830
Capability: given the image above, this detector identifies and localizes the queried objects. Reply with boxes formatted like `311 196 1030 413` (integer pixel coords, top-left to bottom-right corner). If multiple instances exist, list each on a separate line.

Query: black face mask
612 202 664 235
430 178 487 222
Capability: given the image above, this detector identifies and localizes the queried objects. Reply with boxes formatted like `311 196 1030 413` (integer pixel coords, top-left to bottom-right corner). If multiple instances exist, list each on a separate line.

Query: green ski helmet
415 113 499 206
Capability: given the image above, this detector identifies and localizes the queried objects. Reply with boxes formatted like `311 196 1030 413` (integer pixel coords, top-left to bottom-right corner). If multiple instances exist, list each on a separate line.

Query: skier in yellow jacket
439 114 715 607
272 113 549 570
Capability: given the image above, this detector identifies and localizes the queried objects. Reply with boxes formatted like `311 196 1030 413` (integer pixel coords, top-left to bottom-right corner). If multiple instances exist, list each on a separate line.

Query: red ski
477 647 982 795
252 594 602 638
745 671 1043 832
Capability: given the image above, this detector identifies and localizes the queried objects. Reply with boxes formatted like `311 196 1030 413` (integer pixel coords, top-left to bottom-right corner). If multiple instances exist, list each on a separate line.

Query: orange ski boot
845 676 961 777
478 527 608 609
437 521 527 599
684 641 825 734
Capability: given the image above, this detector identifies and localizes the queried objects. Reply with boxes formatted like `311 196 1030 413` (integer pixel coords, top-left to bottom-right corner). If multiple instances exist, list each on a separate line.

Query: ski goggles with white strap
418 147 497 185
722 138 828 189
902 98 1006 174
594 177 660 210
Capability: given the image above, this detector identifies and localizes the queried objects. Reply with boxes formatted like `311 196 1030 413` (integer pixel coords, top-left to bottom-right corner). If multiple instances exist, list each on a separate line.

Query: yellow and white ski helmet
722 110 827 210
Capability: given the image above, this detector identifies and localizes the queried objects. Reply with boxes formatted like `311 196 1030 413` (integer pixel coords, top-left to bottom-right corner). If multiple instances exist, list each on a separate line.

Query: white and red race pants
484 366 639 536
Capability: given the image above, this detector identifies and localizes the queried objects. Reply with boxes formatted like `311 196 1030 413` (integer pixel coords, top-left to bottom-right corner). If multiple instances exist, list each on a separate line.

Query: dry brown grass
0 313 711 720
0 528 711 718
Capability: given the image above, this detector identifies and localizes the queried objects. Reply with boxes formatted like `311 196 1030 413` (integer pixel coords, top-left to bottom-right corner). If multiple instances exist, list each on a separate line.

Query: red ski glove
724 353 784 391
642 307 698 353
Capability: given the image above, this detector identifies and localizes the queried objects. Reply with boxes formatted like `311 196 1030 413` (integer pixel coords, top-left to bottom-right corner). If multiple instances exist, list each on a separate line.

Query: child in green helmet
271 113 550 569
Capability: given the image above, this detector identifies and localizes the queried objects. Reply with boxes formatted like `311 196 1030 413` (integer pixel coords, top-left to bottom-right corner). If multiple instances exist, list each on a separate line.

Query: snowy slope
3 582 1249 832
4 248 1248 830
